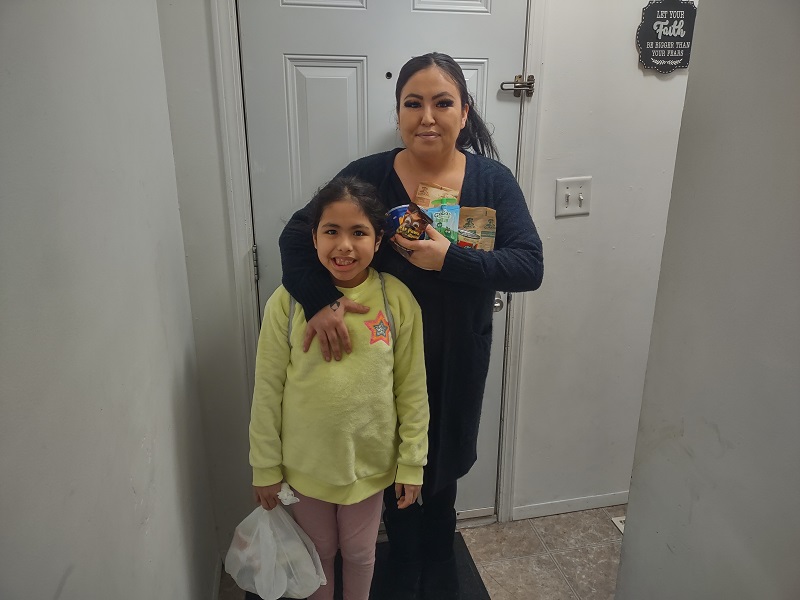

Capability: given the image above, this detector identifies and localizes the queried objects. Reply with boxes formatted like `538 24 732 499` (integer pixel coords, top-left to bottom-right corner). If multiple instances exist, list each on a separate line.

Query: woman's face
397 66 468 161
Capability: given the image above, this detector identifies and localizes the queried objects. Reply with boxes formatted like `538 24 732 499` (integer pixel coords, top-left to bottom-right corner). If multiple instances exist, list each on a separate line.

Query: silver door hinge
252 244 259 282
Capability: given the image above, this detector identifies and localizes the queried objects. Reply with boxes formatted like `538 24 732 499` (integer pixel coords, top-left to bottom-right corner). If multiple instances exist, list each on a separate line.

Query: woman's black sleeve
278 201 342 317
438 164 544 292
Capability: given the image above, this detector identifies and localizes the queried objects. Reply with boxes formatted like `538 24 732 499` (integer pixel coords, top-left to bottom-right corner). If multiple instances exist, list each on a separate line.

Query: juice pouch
426 198 460 244
415 182 460 209
459 207 497 251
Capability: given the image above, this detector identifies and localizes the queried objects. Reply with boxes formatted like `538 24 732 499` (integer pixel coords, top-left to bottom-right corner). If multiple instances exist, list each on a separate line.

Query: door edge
210 0 260 402
497 0 549 524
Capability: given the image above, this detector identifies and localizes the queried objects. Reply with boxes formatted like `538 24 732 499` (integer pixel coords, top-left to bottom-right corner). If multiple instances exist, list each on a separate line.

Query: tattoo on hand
329 300 341 312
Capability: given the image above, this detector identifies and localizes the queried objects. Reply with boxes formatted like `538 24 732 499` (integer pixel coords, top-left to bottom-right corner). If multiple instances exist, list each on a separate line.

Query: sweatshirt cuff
395 463 424 486
295 285 344 319
252 467 283 487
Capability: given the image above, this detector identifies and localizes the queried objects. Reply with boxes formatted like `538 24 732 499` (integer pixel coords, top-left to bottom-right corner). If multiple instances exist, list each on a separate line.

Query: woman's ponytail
457 96 498 159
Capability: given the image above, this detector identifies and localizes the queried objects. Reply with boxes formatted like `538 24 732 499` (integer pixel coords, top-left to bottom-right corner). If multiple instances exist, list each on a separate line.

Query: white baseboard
456 506 495 520
512 490 629 520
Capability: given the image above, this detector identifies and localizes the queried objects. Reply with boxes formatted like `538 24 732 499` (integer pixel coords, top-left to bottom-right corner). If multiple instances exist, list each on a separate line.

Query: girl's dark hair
310 176 386 237
395 51 499 160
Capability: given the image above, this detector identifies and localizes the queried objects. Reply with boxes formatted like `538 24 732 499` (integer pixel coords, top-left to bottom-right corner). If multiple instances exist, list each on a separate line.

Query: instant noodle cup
456 229 480 249
395 202 433 241
386 204 409 236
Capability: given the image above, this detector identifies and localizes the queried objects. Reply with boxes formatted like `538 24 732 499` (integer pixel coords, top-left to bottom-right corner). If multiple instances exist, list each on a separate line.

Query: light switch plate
555 176 592 217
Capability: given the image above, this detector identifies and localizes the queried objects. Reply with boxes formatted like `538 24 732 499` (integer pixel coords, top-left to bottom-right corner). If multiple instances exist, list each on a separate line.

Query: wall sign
637 0 697 74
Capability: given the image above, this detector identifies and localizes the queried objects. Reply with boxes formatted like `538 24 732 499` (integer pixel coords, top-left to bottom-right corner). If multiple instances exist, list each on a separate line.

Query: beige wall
0 1 218 597
617 0 800 597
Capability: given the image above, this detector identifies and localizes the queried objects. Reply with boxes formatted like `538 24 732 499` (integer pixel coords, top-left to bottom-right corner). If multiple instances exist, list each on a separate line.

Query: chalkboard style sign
637 0 697 74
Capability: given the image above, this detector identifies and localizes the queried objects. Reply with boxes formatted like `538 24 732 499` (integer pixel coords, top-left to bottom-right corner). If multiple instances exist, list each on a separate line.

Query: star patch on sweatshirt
365 311 391 345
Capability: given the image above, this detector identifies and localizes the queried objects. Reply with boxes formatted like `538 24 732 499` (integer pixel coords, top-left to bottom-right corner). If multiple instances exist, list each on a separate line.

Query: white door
238 0 530 518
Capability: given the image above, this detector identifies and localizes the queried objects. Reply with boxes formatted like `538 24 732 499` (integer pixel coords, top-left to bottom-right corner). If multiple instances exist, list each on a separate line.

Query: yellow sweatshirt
249 268 429 505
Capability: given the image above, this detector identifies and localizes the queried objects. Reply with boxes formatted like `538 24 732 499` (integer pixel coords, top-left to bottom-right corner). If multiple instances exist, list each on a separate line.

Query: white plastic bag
224 500 326 599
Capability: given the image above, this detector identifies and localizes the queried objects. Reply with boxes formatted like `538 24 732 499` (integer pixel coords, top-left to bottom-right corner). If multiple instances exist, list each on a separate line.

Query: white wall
155 0 255 552
616 0 800 597
513 0 690 515
0 2 218 598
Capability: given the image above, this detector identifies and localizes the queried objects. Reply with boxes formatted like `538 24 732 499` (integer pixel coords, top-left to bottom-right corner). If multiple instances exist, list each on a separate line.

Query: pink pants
291 489 384 600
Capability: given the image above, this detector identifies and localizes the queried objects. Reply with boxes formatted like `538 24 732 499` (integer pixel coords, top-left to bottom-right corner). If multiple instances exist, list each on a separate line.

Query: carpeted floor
244 531 489 600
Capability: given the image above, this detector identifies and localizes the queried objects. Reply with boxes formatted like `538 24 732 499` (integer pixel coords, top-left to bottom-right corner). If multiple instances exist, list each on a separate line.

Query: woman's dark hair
395 51 499 160
310 176 386 237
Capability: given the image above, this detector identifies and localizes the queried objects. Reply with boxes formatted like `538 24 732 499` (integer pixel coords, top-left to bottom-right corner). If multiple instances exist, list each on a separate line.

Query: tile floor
461 505 625 600
218 505 626 600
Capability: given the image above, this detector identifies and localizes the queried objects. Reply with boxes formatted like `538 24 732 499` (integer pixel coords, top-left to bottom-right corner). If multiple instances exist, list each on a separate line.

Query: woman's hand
392 225 450 271
304 297 370 361
395 482 422 509
254 482 284 511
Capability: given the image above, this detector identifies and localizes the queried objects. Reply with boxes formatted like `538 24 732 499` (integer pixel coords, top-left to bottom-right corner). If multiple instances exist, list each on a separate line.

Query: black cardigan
279 149 544 493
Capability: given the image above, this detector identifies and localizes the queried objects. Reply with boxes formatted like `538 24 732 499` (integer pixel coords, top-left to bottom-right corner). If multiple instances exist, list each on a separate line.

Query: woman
278 52 543 600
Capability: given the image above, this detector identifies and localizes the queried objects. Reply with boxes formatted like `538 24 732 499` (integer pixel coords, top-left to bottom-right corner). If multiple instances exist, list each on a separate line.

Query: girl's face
313 198 382 288
397 66 468 160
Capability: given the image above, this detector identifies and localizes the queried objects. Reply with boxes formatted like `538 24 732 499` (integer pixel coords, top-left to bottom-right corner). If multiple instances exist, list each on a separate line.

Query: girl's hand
395 482 422 509
303 297 370 361
253 482 283 511
392 225 450 271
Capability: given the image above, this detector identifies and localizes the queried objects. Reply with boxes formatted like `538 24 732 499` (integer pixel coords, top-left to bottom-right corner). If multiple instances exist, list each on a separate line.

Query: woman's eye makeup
402 98 455 109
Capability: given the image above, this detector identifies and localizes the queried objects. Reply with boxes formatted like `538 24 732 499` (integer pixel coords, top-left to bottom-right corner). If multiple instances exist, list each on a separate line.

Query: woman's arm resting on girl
303 298 370 361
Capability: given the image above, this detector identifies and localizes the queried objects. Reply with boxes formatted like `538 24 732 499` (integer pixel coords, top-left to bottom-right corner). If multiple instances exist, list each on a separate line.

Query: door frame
210 0 548 523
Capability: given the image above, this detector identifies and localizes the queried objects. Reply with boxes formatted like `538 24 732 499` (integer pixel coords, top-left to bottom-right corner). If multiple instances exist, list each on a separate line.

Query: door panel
239 0 529 516
284 56 369 205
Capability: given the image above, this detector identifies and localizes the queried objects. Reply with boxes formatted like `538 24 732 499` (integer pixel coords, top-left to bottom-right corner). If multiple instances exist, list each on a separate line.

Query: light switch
555 176 592 217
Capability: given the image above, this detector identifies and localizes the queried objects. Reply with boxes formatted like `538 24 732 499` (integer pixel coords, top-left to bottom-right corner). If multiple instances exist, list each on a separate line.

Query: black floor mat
243 531 489 600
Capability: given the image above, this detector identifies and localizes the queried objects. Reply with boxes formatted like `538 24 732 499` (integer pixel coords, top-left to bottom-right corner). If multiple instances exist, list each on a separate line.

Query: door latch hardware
493 292 505 312
499 74 535 97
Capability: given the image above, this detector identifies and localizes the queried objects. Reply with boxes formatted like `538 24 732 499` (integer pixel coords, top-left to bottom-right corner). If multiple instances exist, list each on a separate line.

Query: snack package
456 229 480 248
458 207 497 251
414 181 460 209
426 198 460 244
396 202 433 241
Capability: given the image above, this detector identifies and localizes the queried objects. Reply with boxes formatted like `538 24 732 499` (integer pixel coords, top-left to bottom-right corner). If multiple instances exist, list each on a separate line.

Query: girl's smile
313 198 382 288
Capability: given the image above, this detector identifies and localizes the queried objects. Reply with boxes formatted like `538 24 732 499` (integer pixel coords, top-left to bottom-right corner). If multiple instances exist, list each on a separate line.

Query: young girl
249 176 429 600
